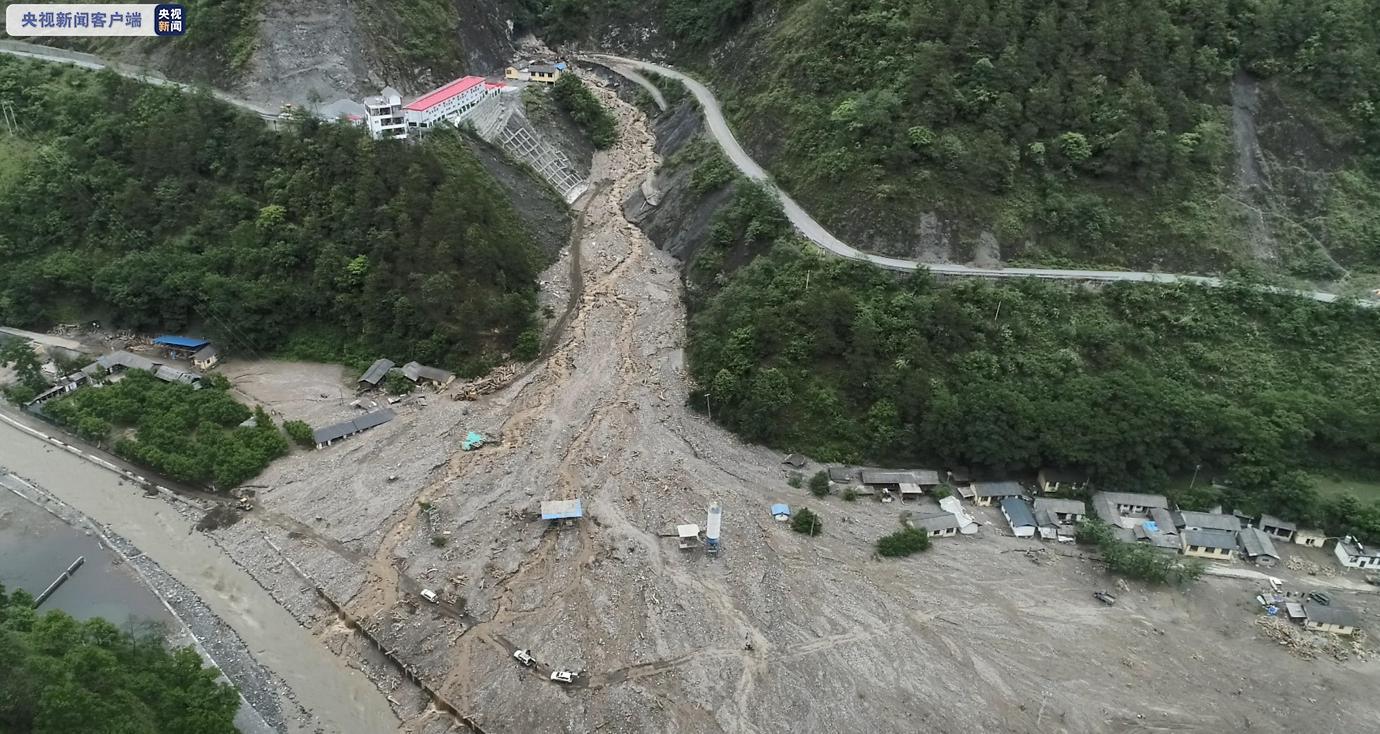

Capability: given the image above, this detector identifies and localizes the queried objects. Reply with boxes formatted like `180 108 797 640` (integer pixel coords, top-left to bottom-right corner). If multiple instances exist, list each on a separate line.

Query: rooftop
96 350 157 373
1039 468 1087 484
1238 527 1280 559
974 480 1026 497
540 499 583 520
1096 491 1169 509
1259 514 1298 532
827 466 858 483
913 512 961 532
1182 529 1237 551
359 358 395 386
401 361 454 383
1305 601 1360 628
1178 511 1242 533
771 503 790 517
677 524 700 538
860 470 912 485
1000 497 1037 527
404 76 486 111
1033 497 1086 516
312 408 396 445
193 344 218 359
153 335 210 350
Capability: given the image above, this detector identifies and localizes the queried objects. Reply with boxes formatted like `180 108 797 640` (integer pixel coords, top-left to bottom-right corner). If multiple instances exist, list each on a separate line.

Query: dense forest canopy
687 243 1380 536
0 585 239 733
0 57 545 375
45 371 289 489
546 0 1380 276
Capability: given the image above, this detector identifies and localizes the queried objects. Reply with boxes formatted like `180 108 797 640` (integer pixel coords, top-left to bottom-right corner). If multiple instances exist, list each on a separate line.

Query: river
0 487 172 625
0 415 399 733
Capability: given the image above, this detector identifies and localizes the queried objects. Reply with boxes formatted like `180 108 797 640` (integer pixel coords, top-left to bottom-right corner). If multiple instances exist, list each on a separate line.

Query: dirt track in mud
213 86 1380 733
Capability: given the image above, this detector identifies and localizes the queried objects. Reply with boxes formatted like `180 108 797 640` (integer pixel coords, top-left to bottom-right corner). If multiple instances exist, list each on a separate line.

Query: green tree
808 470 830 497
0 584 239 732
283 419 313 447
876 527 931 557
791 507 822 536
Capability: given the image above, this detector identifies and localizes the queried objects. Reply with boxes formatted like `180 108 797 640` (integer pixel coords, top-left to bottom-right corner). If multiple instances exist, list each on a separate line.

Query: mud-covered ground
207 86 1380 733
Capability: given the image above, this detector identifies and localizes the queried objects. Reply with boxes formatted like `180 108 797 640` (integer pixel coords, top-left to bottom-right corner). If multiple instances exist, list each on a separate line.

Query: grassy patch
1308 474 1380 504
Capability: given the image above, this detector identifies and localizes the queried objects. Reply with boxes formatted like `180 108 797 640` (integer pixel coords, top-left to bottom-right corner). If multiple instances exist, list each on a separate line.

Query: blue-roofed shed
541 499 583 524
154 335 211 350
771 503 791 521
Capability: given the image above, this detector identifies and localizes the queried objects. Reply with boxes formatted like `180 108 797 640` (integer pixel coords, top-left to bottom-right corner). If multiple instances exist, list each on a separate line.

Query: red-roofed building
403 76 490 130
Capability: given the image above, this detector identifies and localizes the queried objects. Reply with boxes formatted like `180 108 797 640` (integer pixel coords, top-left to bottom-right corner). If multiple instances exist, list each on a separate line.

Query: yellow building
1181 530 1236 560
1304 602 1360 636
504 61 565 84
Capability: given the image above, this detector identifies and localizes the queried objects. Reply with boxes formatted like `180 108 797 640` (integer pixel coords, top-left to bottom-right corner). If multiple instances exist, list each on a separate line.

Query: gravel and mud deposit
199 83 1380 733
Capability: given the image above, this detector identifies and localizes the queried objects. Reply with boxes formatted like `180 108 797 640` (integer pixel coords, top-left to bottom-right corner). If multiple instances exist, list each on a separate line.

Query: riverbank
0 416 400 733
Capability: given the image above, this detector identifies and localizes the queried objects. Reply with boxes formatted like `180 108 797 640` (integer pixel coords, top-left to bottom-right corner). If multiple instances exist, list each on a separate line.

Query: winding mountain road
586 53 1370 306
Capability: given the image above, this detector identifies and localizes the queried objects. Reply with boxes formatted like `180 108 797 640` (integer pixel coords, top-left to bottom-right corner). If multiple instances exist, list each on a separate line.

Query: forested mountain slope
0 57 545 374
549 0 1380 282
687 242 1380 539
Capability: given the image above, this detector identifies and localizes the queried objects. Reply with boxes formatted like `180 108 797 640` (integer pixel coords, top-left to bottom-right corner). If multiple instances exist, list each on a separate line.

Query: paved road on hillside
0 40 280 119
586 54 1371 306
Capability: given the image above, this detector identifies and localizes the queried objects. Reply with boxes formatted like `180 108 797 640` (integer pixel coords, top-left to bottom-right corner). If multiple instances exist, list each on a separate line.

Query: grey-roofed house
1258 514 1298 542
828 466 859 484
1150 507 1179 532
1181 529 1238 560
358 359 395 388
401 361 455 385
1099 491 1169 516
912 469 941 487
193 344 220 370
1134 524 1183 552
860 470 914 487
1178 511 1242 534
1092 494 1121 526
1238 526 1280 567
1033 497 1086 524
910 512 961 538
312 409 395 449
96 350 158 374
973 481 1026 507
1001 498 1038 538
1304 602 1361 636
154 364 202 385
1034 508 1060 541
1037 468 1088 495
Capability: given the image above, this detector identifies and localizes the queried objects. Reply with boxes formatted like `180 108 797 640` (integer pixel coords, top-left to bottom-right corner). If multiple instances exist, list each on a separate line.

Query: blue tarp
1143 521 1159 533
771 503 790 517
153 335 210 350
462 431 485 450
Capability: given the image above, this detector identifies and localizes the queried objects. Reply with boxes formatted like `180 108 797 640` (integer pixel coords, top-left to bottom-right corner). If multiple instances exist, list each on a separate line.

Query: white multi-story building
364 86 406 140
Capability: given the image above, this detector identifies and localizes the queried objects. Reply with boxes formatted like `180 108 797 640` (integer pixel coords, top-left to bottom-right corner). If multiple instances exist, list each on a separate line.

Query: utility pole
1189 463 1201 490
0 102 16 136
705 393 712 422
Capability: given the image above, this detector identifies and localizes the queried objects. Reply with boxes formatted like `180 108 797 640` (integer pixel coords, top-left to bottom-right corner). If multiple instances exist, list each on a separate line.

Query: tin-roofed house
1258 514 1298 542
192 344 219 370
1033 498 1086 524
1181 529 1238 560
312 409 395 449
1334 536 1380 569
973 481 1026 507
152 335 210 360
1100 492 1169 517
1037 468 1088 495
946 467 975 499
1238 527 1281 567
909 512 961 538
1304 602 1360 636
358 359 395 389
1001 498 1038 538
1178 511 1242 534
401 361 455 387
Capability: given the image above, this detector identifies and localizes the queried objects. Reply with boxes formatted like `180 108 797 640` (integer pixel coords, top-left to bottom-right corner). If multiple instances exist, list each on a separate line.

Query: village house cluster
787 459 1370 637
